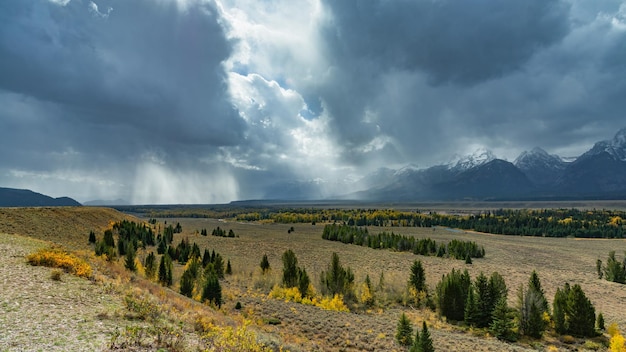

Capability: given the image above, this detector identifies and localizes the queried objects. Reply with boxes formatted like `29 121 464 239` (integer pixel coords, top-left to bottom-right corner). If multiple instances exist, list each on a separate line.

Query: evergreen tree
418 321 434 352
490 296 515 341
597 312 605 331
158 255 168 286
103 229 115 248
180 268 195 297
118 237 127 256
566 284 596 337
226 259 232 275
202 273 222 308
213 254 225 279
409 260 427 292
436 268 471 321
203 249 211 268
464 285 479 326
157 238 167 255
320 252 355 299
144 252 156 279
553 284 570 335
604 251 626 283
165 254 173 286
282 250 299 287
88 230 96 244
528 270 549 314
297 267 310 298
396 313 413 347
124 244 137 272
517 285 546 338
475 272 493 328
260 254 271 273
409 325 420 352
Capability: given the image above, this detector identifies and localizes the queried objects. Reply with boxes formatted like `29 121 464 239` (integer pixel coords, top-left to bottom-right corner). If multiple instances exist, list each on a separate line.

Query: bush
27 248 92 278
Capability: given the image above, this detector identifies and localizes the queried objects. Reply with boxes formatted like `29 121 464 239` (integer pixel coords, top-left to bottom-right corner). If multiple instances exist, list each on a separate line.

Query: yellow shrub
269 285 303 303
268 286 349 312
610 332 626 352
359 282 374 306
27 248 92 278
202 320 272 352
317 294 349 312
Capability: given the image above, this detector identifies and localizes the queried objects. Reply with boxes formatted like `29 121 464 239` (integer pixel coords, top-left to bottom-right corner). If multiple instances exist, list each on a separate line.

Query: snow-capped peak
393 163 421 176
447 147 496 171
514 147 565 171
586 128 626 161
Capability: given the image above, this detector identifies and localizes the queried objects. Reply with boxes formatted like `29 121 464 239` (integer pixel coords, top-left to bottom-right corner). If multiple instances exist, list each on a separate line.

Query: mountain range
262 128 626 201
350 128 626 201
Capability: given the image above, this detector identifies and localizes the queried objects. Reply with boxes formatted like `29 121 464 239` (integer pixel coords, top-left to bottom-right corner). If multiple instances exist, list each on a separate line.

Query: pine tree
144 252 156 279
282 250 299 288
320 252 354 299
409 325 420 352
490 296 515 341
418 321 434 352
180 268 195 297
103 229 115 248
436 268 471 321
517 285 546 338
213 253 225 279
158 255 168 285
297 267 310 298
464 285 479 326
124 244 137 272
260 254 271 273
88 230 96 244
202 273 222 308
409 260 426 292
553 283 570 334
475 272 493 328
528 270 549 314
566 284 596 337
396 313 413 347
597 312 605 331
226 259 232 275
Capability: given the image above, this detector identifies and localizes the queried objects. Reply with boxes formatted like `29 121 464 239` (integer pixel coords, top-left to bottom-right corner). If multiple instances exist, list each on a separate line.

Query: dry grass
2 206 625 351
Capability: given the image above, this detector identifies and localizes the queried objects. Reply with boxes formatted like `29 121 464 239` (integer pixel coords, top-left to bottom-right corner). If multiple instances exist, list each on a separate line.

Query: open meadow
1 206 626 351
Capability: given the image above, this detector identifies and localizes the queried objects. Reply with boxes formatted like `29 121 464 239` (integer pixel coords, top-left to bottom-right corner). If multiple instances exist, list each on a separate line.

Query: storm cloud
1 0 626 203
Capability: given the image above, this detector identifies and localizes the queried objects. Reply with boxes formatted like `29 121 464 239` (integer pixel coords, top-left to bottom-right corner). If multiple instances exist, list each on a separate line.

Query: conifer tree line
322 224 485 260
200 226 236 238
433 267 599 341
89 220 229 309
233 207 626 238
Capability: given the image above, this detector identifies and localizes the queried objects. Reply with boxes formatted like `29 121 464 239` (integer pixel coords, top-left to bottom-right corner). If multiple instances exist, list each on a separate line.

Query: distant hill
83 199 130 206
0 187 81 207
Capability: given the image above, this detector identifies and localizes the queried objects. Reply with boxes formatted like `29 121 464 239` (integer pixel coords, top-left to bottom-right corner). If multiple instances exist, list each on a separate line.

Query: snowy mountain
447 147 496 172
514 147 568 187
580 128 626 162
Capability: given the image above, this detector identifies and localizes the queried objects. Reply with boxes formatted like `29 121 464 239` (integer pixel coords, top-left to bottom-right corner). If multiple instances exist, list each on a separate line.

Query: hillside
0 207 137 250
0 187 81 207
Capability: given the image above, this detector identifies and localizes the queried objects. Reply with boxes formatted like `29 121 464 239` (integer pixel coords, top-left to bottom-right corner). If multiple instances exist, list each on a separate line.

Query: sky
1 0 626 204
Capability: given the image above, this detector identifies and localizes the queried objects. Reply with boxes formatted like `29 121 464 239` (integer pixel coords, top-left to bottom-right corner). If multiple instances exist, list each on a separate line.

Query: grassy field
1 206 625 351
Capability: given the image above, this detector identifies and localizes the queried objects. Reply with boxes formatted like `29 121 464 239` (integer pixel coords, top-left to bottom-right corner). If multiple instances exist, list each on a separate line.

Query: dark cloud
0 0 245 202
2 0 626 203
321 0 571 85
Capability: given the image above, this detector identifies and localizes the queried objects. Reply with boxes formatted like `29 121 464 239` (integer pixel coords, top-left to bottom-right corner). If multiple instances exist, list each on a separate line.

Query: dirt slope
0 207 139 250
